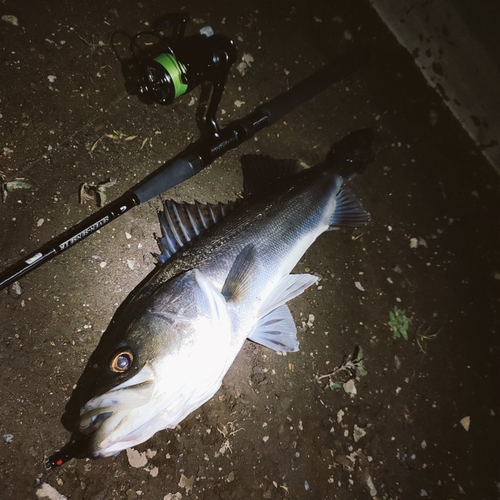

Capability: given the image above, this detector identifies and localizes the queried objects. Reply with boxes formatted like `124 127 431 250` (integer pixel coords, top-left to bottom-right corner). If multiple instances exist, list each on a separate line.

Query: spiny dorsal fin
154 200 237 264
241 154 301 197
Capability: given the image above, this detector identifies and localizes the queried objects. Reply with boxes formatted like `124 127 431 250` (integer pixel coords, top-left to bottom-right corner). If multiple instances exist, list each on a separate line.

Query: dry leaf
460 416 470 431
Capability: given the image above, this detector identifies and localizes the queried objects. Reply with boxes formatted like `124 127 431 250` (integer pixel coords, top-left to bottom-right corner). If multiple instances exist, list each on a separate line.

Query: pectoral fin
193 269 231 332
221 244 258 302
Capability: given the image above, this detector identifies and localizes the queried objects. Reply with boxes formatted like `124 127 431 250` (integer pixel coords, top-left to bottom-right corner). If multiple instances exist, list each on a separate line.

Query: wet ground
1 0 499 499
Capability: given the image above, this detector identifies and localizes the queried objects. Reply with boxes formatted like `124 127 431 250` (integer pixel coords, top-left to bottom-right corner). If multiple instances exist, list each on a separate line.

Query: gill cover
78 269 233 457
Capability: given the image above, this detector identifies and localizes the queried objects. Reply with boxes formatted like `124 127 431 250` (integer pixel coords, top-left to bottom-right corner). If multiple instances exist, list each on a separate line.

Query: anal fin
247 273 317 353
248 304 299 353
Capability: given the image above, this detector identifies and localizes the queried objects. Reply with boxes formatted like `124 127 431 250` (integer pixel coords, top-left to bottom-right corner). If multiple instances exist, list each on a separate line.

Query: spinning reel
124 13 236 138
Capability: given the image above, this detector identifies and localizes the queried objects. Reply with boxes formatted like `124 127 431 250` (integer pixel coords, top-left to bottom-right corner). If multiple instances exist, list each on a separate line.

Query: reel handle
153 13 190 41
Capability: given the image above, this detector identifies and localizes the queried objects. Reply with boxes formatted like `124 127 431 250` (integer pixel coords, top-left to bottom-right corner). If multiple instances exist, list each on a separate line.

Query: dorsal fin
154 200 237 264
329 188 370 229
240 154 301 197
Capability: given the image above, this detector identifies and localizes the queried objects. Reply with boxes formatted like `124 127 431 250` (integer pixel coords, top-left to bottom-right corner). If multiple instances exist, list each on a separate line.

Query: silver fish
77 129 372 458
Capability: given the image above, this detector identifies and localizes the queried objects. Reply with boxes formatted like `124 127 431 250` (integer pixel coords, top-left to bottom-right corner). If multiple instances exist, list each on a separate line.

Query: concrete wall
371 0 500 174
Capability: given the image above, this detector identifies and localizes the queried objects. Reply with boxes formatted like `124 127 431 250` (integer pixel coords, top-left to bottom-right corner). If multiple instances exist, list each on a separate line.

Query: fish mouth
78 364 156 457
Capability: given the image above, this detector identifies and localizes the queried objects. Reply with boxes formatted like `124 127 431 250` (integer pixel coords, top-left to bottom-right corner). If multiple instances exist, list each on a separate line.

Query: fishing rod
0 45 370 292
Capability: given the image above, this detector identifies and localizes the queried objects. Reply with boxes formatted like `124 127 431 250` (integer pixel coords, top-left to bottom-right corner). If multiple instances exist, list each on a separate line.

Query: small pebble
10 281 22 296
460 416 470 431
343 379 357 396
3 434 14 443
1 14 18 26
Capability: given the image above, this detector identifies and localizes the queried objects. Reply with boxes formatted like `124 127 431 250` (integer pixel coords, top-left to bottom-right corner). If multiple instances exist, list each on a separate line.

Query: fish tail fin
326 128 373 181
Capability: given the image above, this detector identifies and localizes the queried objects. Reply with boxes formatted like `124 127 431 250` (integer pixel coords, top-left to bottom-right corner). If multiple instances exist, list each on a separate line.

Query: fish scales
58 129 372 460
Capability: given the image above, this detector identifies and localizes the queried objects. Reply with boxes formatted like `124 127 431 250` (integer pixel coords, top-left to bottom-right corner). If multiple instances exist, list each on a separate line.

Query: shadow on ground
0 0 498 499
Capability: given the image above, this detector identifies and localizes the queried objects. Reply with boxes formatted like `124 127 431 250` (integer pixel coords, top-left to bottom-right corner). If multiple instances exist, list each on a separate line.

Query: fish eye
110 349 134 373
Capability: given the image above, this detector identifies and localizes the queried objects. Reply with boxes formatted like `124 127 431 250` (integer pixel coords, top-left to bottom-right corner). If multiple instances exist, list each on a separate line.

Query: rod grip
132 153 203 204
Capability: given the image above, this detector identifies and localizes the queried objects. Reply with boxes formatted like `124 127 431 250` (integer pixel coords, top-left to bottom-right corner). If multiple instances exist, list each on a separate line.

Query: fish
74 129 372 459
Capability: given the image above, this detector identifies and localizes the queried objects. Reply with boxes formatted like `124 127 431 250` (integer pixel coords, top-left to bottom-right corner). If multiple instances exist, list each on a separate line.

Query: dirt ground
1 0 499 499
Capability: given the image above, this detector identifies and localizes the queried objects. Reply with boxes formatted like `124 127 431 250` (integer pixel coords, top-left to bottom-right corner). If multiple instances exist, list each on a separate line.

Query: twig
316 355 357 381
316 345 366 384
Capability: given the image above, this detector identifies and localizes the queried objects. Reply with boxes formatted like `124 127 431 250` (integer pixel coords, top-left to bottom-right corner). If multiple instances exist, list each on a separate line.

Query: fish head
77 314 177 458
77 269 233 458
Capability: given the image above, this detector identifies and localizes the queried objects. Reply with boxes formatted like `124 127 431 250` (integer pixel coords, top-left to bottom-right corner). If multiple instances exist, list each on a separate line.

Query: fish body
77 129 372 457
